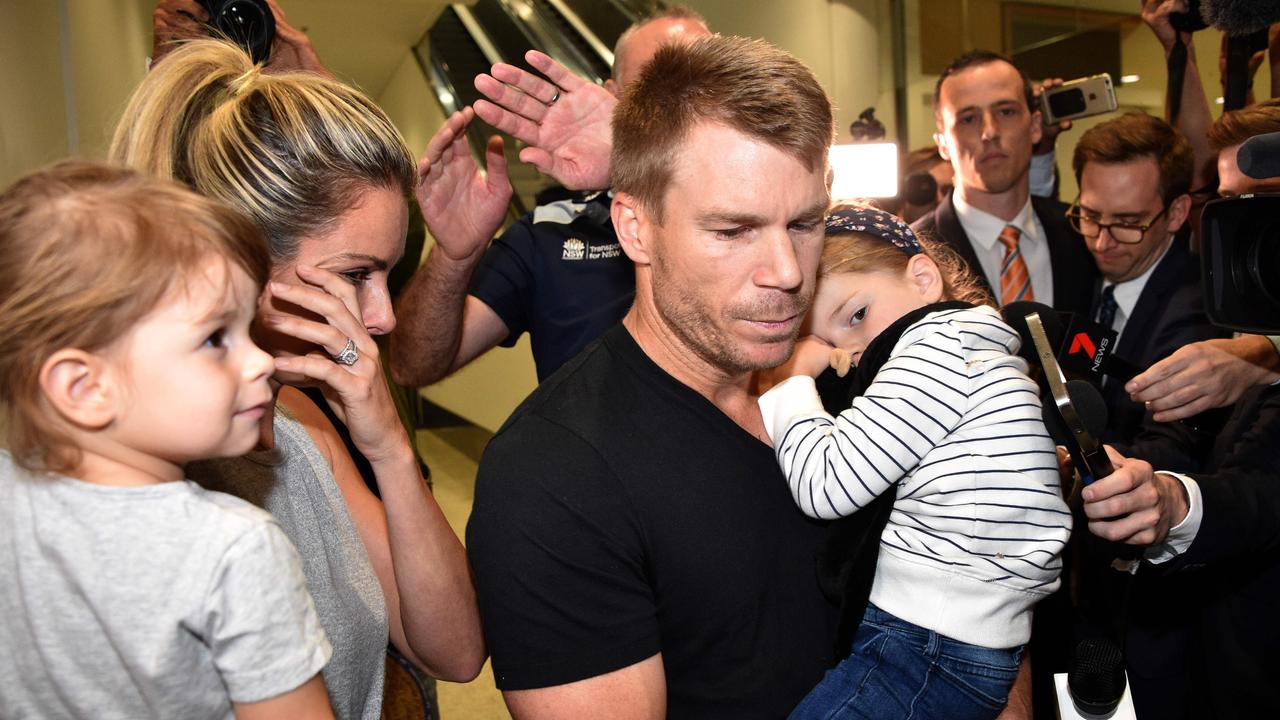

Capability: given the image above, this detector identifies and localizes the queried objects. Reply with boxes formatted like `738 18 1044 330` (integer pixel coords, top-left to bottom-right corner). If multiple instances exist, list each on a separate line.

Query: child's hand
780 335 839 379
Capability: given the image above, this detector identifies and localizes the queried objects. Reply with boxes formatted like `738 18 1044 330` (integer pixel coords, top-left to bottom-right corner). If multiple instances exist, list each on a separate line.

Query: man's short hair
1072 112 1193 203
932 50 1036 121
1207 98 1280 151
611 35 834 221
611 5 709 82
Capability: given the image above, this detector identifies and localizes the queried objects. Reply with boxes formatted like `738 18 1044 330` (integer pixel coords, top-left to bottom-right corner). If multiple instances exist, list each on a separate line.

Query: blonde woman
110 39 483 720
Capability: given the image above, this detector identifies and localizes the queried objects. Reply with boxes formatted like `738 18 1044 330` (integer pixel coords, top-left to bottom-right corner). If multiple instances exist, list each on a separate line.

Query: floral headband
824 207 921 256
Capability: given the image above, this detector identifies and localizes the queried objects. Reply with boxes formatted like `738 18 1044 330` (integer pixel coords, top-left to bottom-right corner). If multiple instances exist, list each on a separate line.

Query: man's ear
1166 192 1193 234
1029 109 1044 146
934 131 950 162
39 349 117 431
612 192 653 265
907 254 946 304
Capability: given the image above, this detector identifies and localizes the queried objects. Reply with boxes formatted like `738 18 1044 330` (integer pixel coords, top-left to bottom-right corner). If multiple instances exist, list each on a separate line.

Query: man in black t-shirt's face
610 37 833 391
613 123 828 379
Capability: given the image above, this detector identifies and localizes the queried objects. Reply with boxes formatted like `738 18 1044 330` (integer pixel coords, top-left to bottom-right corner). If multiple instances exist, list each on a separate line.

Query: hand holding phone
1040 73 1118 125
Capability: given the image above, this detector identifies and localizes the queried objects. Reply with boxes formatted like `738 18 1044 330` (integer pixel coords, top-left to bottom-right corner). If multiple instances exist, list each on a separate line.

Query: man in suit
913 50 1097 315
1070 112 1230 446
1083 383 1280 718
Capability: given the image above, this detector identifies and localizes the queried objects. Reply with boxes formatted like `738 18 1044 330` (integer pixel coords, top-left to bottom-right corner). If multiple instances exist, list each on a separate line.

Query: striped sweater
759 305 1071 649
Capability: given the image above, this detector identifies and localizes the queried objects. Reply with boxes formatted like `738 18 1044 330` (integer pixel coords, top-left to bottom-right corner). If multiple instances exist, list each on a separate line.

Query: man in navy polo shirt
390 8 710 384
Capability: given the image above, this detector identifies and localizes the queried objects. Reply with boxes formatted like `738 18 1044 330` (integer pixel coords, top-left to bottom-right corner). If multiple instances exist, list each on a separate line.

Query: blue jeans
789 604 1022 720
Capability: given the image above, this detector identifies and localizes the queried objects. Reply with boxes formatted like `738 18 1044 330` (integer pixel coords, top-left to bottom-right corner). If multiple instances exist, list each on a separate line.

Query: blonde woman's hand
263 265 410 463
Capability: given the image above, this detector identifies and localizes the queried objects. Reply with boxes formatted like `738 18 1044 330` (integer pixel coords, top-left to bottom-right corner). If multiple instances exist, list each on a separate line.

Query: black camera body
198 0 275 64
1201 193 1280 334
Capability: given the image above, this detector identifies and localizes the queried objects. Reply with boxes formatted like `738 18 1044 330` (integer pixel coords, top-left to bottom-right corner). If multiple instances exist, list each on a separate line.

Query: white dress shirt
1145 472 1204 564
952 191 1054 306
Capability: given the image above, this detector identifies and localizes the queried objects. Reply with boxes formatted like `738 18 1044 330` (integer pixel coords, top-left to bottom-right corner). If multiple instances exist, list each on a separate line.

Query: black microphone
1043 379 1114 485
1237 131 1280 180
1036 377 1130 717
1069 636 1128 718
1057 313 1144 384
1200 0 1280 35
1002 301 1064 366
1005 302 1142 385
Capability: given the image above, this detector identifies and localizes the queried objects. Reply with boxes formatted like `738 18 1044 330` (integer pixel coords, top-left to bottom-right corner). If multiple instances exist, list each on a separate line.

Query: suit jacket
1124 385 1280 719
1090 236 1232 446
912 191 1099 316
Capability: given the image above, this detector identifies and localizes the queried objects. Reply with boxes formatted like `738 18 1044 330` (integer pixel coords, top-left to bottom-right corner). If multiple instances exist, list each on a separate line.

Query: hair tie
229 65 263 97
825 207 921 256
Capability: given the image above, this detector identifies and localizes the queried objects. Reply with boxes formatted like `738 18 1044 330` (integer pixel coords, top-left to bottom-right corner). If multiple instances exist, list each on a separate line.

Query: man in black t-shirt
466 36 838 719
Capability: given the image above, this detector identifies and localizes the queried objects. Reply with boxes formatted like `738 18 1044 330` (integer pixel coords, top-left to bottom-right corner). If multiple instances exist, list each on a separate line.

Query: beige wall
0 0 151 189
687 0 897 144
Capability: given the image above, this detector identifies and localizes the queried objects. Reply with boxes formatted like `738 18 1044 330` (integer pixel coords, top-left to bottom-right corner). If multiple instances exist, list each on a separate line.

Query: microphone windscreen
1237 131 1280 180
1066 379 1109 437
1069 636 1127 717
1002 301 1064 365
1042 379 1110 447
1201 0 1280 35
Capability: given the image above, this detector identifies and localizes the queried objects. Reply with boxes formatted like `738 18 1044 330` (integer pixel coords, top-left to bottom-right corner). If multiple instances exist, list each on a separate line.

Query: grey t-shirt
0 451 331 720
189 407 389 720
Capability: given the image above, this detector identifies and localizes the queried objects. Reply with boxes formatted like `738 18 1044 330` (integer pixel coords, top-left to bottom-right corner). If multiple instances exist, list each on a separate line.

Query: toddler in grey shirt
0 163 333 719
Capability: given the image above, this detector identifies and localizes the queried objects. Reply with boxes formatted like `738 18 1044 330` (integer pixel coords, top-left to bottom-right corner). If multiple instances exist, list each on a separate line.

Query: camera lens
204 0 276 64
1247 226 1280 307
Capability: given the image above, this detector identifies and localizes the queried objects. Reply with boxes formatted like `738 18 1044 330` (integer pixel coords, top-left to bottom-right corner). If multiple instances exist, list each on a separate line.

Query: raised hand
151 0 208 66
416 107 512 262
1140 0 1192 53
262 0 332 77
474 50 615 190
1033 78 1072 154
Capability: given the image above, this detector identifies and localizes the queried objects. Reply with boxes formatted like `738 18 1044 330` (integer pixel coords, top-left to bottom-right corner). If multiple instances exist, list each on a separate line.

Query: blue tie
1097 285 1118 330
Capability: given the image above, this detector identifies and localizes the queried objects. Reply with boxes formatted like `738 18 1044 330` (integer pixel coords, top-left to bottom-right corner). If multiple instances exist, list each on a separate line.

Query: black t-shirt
468 192 634 381
466 325 837 719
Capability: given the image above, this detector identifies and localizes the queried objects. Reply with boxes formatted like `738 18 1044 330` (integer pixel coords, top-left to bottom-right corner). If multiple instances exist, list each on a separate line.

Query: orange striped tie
998 225 1034 304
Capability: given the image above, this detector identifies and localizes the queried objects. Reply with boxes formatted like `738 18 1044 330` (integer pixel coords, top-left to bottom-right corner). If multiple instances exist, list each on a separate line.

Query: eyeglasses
1065 201 1170 245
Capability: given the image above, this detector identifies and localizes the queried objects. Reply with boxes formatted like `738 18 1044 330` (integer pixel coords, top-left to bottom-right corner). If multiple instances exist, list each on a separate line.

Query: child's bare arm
233 674 333 720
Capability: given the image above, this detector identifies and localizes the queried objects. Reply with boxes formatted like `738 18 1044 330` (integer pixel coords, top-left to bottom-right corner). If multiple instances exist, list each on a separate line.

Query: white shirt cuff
1144 472 1203 564
757 375 826 446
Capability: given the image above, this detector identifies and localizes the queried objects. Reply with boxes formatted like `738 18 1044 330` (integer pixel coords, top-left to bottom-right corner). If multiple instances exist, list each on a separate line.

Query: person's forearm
995 648 1033 720
1229 334 1280 372
389 244 484 386
1168 41 1217 192
373 445 486 681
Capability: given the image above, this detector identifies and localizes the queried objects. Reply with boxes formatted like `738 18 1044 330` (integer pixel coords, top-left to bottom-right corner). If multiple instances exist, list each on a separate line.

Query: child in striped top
758 206 1071 720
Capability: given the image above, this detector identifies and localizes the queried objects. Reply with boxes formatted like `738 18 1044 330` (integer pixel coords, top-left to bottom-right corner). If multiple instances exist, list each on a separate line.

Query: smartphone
1040 74 1118 125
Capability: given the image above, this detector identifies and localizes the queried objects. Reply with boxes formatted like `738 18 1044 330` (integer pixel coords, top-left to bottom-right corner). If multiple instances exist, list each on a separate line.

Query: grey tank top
189 407 388 720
